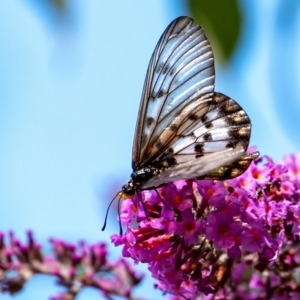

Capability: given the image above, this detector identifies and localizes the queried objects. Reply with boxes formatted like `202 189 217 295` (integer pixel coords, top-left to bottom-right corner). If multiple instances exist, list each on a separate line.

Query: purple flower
112 150 300 299
206 211 242 251
167 209 203 246
0 232 143 299
283 153 300 182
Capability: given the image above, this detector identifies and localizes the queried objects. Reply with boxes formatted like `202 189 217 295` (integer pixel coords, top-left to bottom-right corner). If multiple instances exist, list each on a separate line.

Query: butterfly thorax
122 166 161 196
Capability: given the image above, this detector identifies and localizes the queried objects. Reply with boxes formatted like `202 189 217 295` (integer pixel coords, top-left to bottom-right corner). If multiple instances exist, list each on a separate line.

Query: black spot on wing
204 121 213 129
237 160 252 171
211 93 245 119
155 139 163 148
211 93 225 104
223 159 252 178
201 115 208 123
162 64 171 74
156 63 163 73
228 126 250 140
154 157 177 169
180 132 196 139
157 89 165 98
195 143 204 152
188 114 198 121
159 147 174 159
225 112 250 126
194 143 204 157
147 117 155 127
203 133 213 142
188 132 197 139
212 93 230 105
169 67 176 76
169 124 178 131
153 148 177 169
165 157 177 167
226 141 238 148
222 99 241 114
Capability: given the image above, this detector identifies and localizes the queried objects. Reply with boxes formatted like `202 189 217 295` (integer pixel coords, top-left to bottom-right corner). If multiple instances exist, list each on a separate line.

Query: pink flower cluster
112 153 300 299
0 231 143 299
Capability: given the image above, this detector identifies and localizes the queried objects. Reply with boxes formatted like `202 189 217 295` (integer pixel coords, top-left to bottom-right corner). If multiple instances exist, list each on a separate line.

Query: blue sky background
0 1 300 299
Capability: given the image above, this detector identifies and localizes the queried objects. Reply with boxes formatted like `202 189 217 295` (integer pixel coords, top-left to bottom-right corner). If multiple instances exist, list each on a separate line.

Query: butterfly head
121 181 136 198
121 166 161 198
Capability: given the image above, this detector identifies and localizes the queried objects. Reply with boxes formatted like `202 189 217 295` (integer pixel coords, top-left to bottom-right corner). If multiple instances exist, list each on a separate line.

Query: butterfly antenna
101 191 121 231
154 188 169 208
137 191 149 218
117 194 123 236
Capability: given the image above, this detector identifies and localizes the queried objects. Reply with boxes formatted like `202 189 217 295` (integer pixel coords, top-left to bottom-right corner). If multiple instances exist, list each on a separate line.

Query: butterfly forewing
132 16 215 170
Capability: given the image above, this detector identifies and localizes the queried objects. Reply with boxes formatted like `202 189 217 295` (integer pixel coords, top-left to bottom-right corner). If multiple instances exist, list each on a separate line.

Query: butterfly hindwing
149 92 251 168
140 147 246 189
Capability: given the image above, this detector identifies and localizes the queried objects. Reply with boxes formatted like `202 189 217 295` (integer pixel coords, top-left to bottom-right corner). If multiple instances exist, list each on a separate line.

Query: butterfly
102 16 259 231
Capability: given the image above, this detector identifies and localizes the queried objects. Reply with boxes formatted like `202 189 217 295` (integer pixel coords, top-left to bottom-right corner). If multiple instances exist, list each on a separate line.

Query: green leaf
49 0 67 13
187 0 242 65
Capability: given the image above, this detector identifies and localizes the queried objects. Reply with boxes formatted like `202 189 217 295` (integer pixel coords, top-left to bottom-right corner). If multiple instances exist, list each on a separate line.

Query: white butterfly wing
132 16 215 170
